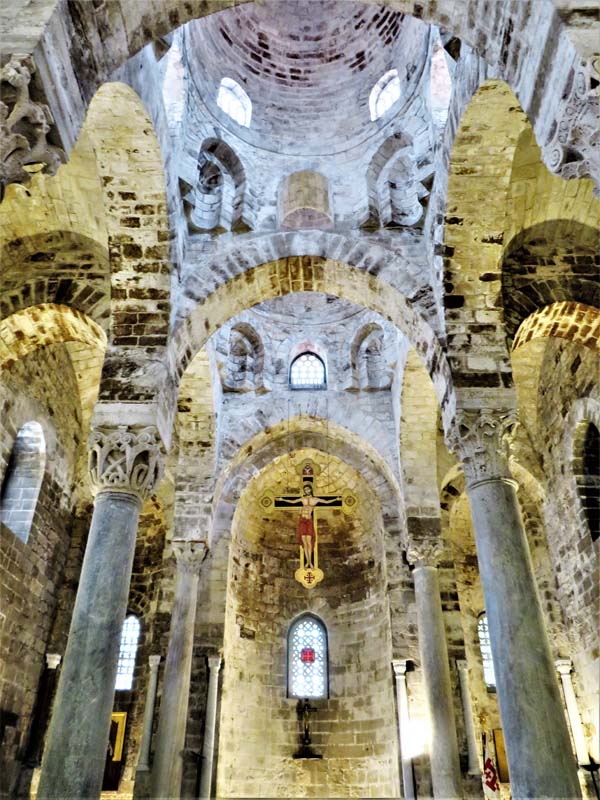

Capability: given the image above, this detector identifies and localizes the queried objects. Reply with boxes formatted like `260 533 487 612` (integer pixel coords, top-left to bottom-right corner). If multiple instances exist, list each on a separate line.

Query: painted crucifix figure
259 460 358 589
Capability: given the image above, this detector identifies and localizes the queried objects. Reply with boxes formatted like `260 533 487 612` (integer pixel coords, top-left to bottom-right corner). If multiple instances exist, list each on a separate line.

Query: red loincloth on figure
297 515 316 543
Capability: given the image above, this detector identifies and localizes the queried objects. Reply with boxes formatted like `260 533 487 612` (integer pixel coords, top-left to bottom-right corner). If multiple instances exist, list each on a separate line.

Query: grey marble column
556 659 589 766
391 659 416 800
137 655 161 772
451 408 581 799
151 540 207 800
199 653 222 800
456 659 480 775
37 426 163 800
409 541 462 800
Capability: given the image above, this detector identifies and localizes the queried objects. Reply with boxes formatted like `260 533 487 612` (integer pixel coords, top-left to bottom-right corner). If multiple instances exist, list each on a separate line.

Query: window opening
288 615 328 698
477 613 496 690
217 77 252 127
115 615 140 691
369 69 401 121
290 353 326 389
582 423 600 542
0 420 45 543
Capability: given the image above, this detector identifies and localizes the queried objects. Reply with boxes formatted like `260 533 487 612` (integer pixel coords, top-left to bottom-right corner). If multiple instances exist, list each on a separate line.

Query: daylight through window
217 77 252 127
477 613 496 690
288 615 328 698
115 615 141 691
369 69 401 121
290 353 326 389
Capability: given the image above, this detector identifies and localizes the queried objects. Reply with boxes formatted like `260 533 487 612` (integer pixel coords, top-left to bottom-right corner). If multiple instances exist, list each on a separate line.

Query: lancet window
115 615 141 691
477 613 496 691
369 69 401 121
217 77 252 127
0 420 46 543
288 614 328 699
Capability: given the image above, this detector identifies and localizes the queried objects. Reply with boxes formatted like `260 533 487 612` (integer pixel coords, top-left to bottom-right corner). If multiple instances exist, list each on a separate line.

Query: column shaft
151 551 202 798
137 656 161 772
468 477 581 797
392 661 416 800
37 491 142 799
456 660 480 775
556 660 589 766
199 655 222 800
413 565 462 799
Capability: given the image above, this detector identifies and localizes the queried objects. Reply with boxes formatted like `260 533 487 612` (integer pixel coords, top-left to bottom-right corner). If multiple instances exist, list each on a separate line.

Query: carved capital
207 653 222 672
172 539 208 573
148 655 161 670
45 653 62 670
391 659 409 678
407 539 443 568
88 425 164 501
0 54 65 195
445 408 518 486
555 658 573 677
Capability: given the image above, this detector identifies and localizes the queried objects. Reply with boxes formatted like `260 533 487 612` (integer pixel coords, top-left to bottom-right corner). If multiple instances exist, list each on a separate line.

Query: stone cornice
88 425 164 502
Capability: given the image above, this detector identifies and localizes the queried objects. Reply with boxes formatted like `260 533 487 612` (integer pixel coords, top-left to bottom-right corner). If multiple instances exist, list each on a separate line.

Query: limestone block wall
0 346 84 794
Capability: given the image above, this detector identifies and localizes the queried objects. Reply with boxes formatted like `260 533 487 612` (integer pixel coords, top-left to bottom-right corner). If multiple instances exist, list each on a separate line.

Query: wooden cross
258 459 358 589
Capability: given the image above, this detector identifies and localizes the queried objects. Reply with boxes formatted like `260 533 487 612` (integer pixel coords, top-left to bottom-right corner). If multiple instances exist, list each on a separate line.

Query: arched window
369 69 401 121
477 613 496 691
581 422 600 542
115 615 141 691
288 615 328 698
0 421 45 543
290 353 326 389
217 77 252 127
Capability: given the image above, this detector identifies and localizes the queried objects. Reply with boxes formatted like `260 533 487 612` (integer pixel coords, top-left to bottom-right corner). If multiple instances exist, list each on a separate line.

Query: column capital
45 653 62 670
555 658 573 676
172 539 208 573
207 653 222 671
392 659 409 678
445 407 519 486
149 655 161 669
456 658 468 673
88 425 164 501
407 539 443 568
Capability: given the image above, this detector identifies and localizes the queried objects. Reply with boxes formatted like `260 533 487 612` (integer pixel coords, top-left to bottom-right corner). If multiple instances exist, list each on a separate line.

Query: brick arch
18 0 598 187
170 240 454 414
513 302 600 354
502 221 600 344
0 232 110 329
563 397 600 543
0 304 106 371
211 416 402 549
83 82 171 349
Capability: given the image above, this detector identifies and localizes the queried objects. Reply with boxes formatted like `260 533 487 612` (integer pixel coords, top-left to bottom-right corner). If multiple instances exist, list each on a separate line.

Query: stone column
409 541 462 800
37 426 163 800
151 540 207 799
391 659 415 800
24 654 62 766
556 659 589 766
137 655 162 773
449 408 581 798
456 659 480 775
199 653 222 800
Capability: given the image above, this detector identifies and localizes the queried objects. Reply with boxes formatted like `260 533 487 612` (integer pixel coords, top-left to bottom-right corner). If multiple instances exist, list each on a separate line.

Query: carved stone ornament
172 539 208 572
542 62 600 196
406 539 444 568
0 54 65 194
88 426 164 501
445 409 518 486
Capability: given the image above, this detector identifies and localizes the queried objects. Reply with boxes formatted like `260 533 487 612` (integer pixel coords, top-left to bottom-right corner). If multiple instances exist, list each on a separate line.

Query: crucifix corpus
259 459 358 589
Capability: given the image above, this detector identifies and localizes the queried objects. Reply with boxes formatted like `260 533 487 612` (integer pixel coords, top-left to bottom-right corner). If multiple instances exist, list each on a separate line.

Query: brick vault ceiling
184 0 431 156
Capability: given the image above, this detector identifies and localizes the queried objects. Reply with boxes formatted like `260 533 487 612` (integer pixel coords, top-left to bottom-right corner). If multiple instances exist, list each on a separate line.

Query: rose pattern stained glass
289 616 327 698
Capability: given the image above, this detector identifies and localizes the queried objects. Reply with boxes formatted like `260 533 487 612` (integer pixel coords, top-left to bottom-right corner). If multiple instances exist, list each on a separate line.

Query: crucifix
258 459 358 589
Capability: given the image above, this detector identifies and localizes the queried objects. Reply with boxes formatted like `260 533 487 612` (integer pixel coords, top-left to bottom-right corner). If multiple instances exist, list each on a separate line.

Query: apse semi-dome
184 0 430 157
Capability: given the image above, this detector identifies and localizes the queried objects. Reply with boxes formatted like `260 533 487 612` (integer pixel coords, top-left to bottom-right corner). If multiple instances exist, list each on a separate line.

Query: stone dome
184 0 430 156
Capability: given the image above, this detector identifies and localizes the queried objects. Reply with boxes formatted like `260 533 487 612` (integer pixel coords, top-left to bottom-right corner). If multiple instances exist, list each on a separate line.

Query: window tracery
290 353 326 389
115 615 140 691
217 77 252 127
369 69 401 121
288 615 328 698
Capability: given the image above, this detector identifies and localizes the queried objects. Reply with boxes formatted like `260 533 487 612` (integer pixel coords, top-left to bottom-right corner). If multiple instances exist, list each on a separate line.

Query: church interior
0 1 599 798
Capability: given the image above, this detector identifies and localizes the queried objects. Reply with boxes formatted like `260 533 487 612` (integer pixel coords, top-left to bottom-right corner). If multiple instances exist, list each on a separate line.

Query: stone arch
564 397 600 544
82 82 171 349
365 132 426 227
185 138 247 232
17 0 598 188
350 323 391 391
502 222 600 345
223 322 264 393
513 302 600 354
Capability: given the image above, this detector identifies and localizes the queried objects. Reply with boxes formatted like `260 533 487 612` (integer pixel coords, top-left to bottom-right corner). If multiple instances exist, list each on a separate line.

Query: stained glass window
217 77 252 127
477 613 496 690
290 353 326 389
115 615 140 691
369 69 401 121
288 615 328 698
